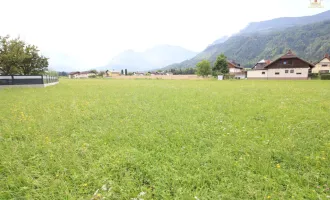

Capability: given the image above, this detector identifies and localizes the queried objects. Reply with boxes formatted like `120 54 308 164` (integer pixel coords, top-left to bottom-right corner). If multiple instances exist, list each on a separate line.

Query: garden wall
0 75 59 88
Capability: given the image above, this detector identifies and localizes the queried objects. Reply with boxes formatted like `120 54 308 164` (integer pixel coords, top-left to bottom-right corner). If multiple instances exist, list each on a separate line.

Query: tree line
196 53 228 77
0 36 49 75
163 68 197 75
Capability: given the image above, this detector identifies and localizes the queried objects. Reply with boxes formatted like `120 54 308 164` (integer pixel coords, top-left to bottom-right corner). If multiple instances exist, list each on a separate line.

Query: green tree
0 36 23 75
196 60 211 77
0 35 49 75
98 71 105 77
19 45 48 75
213 54 228 76
90 69 98 74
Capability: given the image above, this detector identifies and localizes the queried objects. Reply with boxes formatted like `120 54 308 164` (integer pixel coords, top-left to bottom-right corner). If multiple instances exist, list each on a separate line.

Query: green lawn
0 79 329 199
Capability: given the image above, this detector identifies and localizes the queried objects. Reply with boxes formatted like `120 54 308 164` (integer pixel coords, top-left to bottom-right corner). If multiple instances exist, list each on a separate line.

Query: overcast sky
0 0 329 71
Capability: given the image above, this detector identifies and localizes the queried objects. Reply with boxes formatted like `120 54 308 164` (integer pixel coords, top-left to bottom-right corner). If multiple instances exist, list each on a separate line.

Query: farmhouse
104 70 121 77
69 71 96 79
228 60 246 79
247 50 314 80
312 53 330 74
251 59 272 70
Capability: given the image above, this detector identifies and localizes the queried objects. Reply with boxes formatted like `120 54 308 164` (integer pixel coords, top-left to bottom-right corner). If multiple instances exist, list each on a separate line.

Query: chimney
325 53 329 58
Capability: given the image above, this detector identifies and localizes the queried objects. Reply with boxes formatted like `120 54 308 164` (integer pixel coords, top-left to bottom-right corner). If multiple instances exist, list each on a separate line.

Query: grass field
0 79 329 199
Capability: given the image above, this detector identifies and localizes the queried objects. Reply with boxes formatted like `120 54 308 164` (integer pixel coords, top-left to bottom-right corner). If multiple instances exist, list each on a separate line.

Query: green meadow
0 79 329 199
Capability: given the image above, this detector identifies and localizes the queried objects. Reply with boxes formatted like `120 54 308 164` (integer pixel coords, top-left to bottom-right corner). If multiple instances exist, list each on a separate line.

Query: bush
223 74 235 80
309 73 319 80
88 75 97 78
320 74 330 80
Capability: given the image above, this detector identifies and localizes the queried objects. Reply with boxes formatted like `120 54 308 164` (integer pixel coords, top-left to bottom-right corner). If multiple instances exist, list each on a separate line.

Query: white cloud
0 0 328 71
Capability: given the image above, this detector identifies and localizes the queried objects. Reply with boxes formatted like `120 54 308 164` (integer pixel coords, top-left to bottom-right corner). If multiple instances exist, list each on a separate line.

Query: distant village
68 50 330 80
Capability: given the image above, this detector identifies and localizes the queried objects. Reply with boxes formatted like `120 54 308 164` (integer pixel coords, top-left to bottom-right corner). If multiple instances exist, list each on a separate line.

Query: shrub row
321 74 330 80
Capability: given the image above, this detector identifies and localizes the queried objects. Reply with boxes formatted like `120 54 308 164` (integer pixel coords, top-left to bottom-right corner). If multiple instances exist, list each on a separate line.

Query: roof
252 59 272 70
227 60 244 69
316 53 330 64
80 71 92 75
264 50 315 69
69 71 80 75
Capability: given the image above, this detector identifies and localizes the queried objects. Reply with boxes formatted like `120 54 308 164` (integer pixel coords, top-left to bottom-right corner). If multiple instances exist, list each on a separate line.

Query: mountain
98 45 197 72
239 10 330 34
164 11 330 70
210 36 230 46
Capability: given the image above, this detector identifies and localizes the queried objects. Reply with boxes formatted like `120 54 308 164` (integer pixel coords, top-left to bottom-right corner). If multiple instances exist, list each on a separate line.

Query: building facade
312 54 330 74
247 50 314 80
228 60 246 79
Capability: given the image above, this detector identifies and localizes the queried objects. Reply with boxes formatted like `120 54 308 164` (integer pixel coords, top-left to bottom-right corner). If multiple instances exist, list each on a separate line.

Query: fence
0 75 59 87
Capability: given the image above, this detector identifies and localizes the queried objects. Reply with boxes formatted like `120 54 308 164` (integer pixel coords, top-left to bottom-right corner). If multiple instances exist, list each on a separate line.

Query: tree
98 71 105 77
19 45 48 75
0 36 23 75
213 54 228 76
125 69 128 75
90 69 98 74
58 71 68 76
196 60 211 77
0 35 49 75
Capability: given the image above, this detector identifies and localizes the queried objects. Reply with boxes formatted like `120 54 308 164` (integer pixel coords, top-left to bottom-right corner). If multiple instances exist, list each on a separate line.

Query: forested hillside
165 20 330 69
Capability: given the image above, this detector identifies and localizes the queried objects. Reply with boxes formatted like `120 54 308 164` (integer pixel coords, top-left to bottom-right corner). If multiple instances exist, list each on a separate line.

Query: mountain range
164 10 330 70
97 45 197 72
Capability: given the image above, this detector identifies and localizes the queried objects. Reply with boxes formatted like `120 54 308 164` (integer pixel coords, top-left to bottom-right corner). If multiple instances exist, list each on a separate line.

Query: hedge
320 74 330 80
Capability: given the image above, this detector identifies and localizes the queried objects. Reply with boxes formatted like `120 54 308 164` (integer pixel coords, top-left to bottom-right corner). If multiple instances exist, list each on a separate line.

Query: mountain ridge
163 10 330 70
98 45 197 72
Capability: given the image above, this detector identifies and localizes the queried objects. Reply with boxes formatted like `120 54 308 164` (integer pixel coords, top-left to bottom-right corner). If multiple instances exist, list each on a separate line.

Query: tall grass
0 79 329 199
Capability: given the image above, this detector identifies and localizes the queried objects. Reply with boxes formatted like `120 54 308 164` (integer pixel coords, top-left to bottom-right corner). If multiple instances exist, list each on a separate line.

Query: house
104 70 121 77
251 59 272 70
227 60 246 79
68 71 96 79
247 50 314 80
134 72 145 76
312 53 330 74
68 71 80 79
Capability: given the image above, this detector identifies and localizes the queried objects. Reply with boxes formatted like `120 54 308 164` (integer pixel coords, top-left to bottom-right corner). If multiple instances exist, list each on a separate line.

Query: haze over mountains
97 45 197 72
165 10 330 70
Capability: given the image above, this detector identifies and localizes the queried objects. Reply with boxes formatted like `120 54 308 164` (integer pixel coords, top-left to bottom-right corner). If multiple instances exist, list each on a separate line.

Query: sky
0 0 329 71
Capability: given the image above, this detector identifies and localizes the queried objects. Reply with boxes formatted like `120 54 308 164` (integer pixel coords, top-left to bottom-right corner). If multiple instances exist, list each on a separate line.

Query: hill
164 19 330 69
98 45 197 72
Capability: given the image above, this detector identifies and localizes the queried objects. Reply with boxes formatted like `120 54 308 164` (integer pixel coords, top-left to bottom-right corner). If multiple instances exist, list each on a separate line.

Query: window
296 73 302 75
262 72 265 75
283 60 293 65
322 64 328 67
285 70 289 73
319 70 329 74
290 70 294 73
275 72 280 75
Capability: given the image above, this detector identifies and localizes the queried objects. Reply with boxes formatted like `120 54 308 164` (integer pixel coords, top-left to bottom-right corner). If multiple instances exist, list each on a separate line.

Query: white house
312 53 330 74
247 50 314 80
